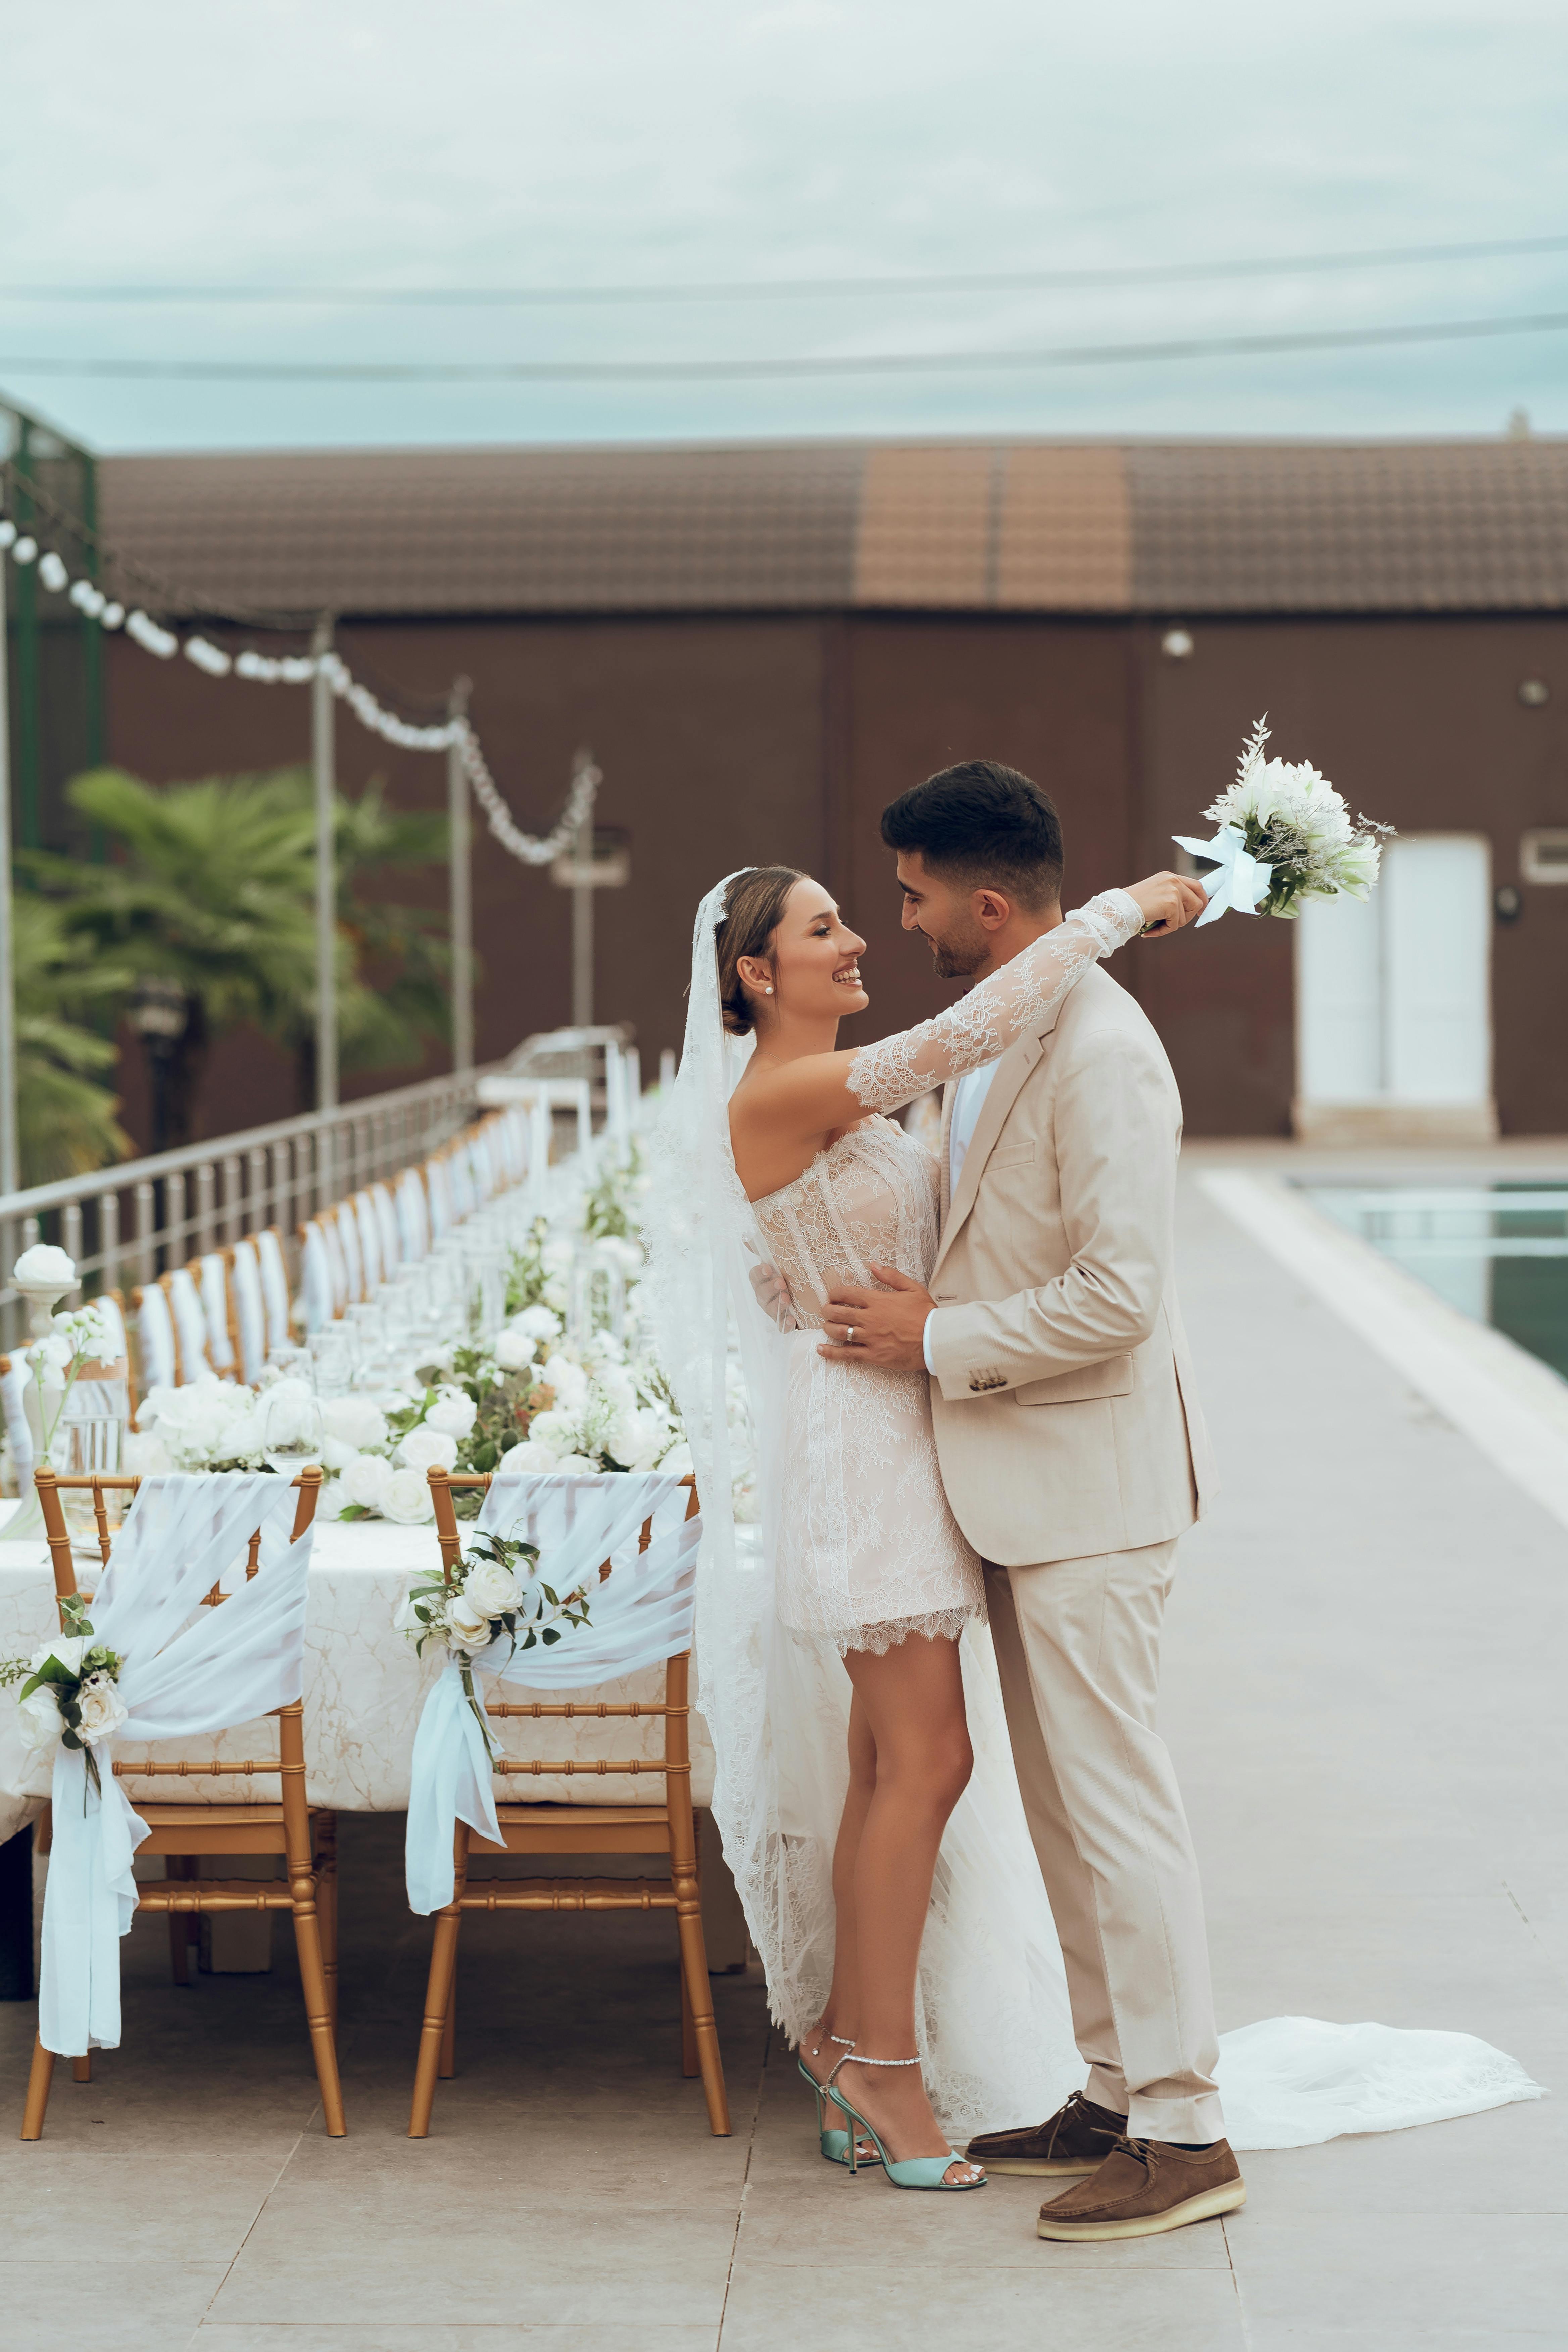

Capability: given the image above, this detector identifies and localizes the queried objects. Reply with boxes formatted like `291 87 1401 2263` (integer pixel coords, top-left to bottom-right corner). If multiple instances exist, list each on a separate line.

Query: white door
1295 833 1492 1110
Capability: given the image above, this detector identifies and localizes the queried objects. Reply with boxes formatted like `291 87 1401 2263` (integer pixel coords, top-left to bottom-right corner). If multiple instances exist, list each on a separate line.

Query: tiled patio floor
2 1161 1564 2348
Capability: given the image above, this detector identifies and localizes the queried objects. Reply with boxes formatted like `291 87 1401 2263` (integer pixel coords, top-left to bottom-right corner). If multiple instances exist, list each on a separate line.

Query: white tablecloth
0 1514 716 1846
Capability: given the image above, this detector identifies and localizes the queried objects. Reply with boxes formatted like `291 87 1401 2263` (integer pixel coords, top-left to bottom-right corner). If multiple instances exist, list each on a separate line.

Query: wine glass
258 1378 324 1479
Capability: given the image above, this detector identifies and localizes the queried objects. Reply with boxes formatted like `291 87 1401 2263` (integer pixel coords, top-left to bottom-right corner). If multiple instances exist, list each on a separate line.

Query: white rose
657 1440 694 1476
213 1405 266 1464
74 1672 128 1747
382 1467 436 1525
28 1634 86 1677
598 1369 636 1413
424 1387 477 1440
123 1429 174 1476
605 1408 664 1472
15 1684 62 1752
525 1410 578 1459
321 1436 360 1474
463 1557 523 1617
341 1453 394 1512
552 1452 599 1476
493 1328 535 1372
398 1426 459 1474
539 1355 589 1411
322 1396 388 1452
13 1243 76 1290
443 1590 493 1649
513 1305 560 1342
497 1438 560 1472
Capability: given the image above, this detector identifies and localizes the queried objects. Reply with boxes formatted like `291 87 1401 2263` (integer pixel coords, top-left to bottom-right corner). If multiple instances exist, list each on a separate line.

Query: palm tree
22 766 451 1147
11 894 133 1184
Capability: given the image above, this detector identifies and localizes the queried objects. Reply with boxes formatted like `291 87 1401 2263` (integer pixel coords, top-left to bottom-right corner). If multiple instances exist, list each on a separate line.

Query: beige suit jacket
925 963 1215 1568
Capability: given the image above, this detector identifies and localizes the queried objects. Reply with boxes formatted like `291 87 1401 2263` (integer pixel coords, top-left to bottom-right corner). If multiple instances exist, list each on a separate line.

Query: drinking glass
307 1324 356 1399
258 1378 325 1478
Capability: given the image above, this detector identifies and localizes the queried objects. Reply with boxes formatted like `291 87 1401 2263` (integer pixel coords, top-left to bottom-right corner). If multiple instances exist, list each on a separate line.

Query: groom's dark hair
880 760 1064 911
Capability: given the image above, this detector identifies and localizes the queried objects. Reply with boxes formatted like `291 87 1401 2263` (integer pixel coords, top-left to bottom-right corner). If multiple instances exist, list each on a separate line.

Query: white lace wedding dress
643 873 1544 2149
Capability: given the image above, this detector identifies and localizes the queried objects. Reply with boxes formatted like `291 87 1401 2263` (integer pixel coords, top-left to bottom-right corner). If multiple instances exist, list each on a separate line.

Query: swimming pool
1301 1182 1568 1384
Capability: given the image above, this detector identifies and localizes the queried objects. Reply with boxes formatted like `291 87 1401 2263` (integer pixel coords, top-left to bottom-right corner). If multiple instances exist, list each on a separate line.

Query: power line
3 308 1568 385
0 232 1565 309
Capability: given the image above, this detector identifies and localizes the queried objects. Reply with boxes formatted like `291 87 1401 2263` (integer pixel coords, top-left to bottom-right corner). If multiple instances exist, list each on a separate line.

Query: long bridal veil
642 874 1543 2150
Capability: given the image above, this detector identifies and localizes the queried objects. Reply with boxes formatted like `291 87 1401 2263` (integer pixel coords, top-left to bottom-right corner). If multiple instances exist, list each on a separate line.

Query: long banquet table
0 1512 718 1849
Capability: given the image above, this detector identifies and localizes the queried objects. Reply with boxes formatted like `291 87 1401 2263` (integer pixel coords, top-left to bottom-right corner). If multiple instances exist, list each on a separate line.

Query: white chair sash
371 1183 401 1275
1 1353 33 1483
230 1241 268 1383
198 1254 235 1373
336 1207 364 1306
354 1193 382 1293
426 1158 452 1240
38 1473 316 2056
299 1223 335 1335
318 1217 349 1315
137 1286 177 1393
165 1270 211 1383
404 1472 700 1915
396 1168 430 1262
255 1229 293 1354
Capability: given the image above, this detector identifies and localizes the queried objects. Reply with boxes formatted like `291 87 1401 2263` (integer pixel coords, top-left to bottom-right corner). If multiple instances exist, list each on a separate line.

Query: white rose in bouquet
497 1437 559 1472
29 1634 86 1677
525 1409 580 1460
398 1426 459 1474
605 1407 667 1472
598 1367 637 1413
124 1429 174 1475
444 1590 494 1650
213 1399 266 1466
16 1684 62 1751
13 1243 77 1290
425 1386 477 1440
657 1440 694 1476
322 1396 389 1452
341 1453 395 1513
493 1327 536 1372
464 1557 524 1618
551 1452 598 1476
512 1305 561 1343
382 1467 437 1525
75 1672 128 1746
539 1354 589 1412
321 1437 360 1474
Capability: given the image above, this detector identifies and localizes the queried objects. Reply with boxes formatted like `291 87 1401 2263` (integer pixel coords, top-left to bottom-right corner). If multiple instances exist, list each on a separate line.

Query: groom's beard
926 916 990 981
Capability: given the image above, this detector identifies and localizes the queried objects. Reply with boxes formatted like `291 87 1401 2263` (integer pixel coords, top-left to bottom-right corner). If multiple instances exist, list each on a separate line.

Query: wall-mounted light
1161 628 1194 660
1494 883 1524 926
1518 679 1550 707
1520 829 1568 882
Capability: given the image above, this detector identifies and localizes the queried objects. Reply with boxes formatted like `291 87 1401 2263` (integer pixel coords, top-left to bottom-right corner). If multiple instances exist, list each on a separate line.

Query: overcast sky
3 0 1565 453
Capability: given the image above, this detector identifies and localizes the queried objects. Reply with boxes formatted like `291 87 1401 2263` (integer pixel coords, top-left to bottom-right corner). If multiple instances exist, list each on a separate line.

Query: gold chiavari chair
20 1466 345 2141
409 1468 730 2139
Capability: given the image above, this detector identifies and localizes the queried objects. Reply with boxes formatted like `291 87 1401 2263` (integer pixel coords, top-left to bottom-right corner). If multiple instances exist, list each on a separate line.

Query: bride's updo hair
715 866 805 1035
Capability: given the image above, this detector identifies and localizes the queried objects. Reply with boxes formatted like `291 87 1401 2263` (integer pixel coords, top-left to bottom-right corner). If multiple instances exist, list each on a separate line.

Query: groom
821 759 1244 2242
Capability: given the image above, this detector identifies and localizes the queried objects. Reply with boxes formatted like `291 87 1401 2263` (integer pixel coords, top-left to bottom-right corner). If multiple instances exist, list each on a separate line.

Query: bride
643 861 1541 2192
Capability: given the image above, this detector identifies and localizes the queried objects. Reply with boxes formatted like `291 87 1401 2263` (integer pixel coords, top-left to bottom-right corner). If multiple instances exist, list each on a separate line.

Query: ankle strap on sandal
829 2033 855 2047
827 2050 921 2086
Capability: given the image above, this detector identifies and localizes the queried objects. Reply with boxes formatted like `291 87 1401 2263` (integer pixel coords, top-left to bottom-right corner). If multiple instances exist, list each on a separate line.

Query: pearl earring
764 985 774 994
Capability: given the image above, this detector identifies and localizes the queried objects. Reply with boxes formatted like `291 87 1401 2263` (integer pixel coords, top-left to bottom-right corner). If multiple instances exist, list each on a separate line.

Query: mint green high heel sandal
827 2052 986 2191
799 2034 881 2169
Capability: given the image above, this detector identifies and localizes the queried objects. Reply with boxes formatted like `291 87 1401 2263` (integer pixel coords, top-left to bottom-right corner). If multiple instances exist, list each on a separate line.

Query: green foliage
11 893 133 1184
20 763 452 1118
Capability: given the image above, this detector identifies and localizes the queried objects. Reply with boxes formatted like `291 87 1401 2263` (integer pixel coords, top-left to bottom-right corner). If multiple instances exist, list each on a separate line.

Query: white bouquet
1177 717 1393 926
1 1594 126 1793
127 1375 270 1473
394 1526 595 1745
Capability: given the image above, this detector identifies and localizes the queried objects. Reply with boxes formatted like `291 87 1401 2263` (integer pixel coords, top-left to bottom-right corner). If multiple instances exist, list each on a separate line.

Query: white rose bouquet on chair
1 1593 126 1795
394 1528 596 1746
1177 717 1394 926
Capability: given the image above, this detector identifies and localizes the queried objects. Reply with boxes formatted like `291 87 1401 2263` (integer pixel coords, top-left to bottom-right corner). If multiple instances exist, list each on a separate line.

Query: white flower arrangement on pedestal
1176 717 1394 926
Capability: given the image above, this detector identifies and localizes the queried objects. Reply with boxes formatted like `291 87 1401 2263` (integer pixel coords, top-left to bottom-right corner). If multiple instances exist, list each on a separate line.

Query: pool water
1302 1182 1568 1384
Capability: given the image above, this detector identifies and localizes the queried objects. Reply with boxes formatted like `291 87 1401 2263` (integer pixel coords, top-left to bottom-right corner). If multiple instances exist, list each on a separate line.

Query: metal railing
0 1063 493 1351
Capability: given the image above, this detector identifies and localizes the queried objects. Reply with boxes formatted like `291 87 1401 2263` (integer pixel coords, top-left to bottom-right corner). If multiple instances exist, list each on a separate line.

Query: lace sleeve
846 890 1144 1114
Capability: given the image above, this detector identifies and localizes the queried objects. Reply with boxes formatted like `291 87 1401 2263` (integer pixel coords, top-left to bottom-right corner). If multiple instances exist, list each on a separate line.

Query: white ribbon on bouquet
403 1471 701 1915
37 1473 316 2057
1172 824 1274 926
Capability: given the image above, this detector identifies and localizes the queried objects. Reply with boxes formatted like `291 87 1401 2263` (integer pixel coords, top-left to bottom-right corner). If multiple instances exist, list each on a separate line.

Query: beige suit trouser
984 1539 1224 2145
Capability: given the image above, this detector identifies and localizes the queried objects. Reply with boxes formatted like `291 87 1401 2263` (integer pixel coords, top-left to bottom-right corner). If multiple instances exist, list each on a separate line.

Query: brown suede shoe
965 2090 1129 2177
1036 2136 1245 2240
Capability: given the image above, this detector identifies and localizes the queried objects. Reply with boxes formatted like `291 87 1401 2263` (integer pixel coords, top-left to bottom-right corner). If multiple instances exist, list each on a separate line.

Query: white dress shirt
922 1058 1000 1372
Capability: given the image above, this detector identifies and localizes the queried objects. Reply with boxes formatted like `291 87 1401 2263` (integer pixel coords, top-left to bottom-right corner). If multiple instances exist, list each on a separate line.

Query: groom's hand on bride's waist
819 1266 934 1371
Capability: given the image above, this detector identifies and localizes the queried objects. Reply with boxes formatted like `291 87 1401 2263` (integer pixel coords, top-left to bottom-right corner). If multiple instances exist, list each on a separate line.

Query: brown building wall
104 602 1568 1147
